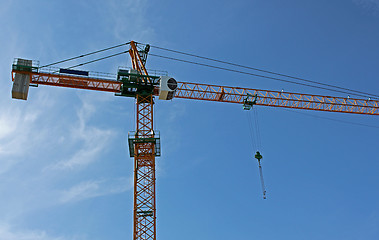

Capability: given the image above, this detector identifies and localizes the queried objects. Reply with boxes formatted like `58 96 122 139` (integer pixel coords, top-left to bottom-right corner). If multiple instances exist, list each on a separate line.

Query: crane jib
174 82 379 115
11 66 379 115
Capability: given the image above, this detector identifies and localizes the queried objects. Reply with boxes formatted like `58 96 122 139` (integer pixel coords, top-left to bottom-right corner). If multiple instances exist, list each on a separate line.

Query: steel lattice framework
175 82 379 115
129 42 157 240
29 71 121 93
133 94 156 240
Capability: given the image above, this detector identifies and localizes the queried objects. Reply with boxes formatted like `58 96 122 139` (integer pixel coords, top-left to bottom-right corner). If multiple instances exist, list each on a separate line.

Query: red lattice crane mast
10 41 379 240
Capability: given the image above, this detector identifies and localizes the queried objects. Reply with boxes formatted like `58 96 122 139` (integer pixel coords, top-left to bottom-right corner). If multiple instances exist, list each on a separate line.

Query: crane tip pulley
243 93 257 110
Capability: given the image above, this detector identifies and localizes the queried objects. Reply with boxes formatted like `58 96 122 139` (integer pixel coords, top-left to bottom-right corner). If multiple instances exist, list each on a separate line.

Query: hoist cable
149 53 375 99
253 108 262 150
150 45 379 99
40 42 130 68
253 112 260 150
246 112 257 151
258 160 267 199
246 107 266 199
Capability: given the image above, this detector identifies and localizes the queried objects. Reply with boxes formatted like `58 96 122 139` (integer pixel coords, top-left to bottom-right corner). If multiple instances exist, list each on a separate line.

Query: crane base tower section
133 94 157 240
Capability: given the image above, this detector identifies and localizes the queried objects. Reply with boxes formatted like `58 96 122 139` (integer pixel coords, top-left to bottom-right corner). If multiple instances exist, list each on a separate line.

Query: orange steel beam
129 41 151 84
133 95 156 240
175 82 379 115
12 70 379 115
12 70 121 93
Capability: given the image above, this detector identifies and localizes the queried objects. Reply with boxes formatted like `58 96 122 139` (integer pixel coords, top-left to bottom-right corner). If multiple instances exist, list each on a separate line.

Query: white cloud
353 0 379 13
0 89 62 178
48 126 113 170
45 93 116 170
0 1 152 236
0 106 38 156
99 0 156 42
60 177 132 203
0 110 19 144
0 224 70 240
0 91 124 220
0 97 50 177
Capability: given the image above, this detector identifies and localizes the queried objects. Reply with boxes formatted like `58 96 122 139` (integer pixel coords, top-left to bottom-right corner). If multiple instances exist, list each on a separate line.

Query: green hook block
255 151 263 160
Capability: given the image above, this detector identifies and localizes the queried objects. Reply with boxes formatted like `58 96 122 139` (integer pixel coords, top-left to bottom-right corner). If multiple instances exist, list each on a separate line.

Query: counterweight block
11 58 38 100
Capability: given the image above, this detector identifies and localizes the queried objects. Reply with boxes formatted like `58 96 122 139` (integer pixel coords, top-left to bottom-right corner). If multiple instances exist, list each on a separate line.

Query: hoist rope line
253 108 262 150
258 161 267 199
246 112 257 151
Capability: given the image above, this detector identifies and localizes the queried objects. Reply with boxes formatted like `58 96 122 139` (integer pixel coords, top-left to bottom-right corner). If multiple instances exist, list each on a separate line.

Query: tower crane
10 41 379 240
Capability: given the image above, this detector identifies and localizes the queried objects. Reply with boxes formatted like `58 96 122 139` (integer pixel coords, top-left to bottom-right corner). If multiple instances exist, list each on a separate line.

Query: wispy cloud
0 92 54 176
0 224 71 240
99 0 156 42
45 93 116 170
60 177 132 203
0 90 123 219
353 0 379 14
0 1 151 237
0 105 40 156
47 127 113 170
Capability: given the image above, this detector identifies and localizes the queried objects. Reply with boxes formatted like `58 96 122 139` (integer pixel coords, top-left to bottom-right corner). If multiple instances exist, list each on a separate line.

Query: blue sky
0 0 379 240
